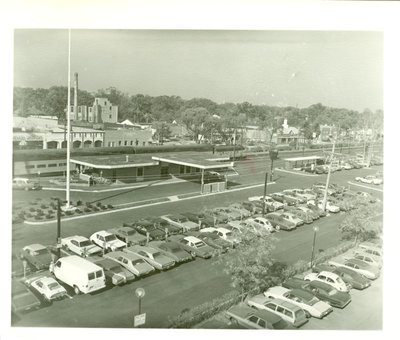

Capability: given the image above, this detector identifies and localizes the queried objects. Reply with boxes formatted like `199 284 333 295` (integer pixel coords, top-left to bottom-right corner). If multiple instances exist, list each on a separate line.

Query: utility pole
322 137 336 212
66 29 71 209
262 172 269 215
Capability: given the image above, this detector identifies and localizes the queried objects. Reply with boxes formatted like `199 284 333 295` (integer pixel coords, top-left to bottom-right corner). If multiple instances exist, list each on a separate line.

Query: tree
180 107 214 142
152 121 171 144
214 229 278 298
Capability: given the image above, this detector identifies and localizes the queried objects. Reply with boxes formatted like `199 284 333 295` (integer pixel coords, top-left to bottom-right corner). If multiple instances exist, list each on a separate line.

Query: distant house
68 97 118 124
319 124 338 142
243 125 270 142
273 119 305 146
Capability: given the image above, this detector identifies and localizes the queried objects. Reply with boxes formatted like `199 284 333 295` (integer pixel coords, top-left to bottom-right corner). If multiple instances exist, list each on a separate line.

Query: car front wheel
73 285 80 295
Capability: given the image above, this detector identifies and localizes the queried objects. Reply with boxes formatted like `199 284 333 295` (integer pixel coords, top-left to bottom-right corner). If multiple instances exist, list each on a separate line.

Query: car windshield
132 259 145 265
308 296 319 305
194 241 206 248
79 240 91 247
35 248 48 255
48 282 60 290
105 234 117 241
328 289 337 296
153 252 163 258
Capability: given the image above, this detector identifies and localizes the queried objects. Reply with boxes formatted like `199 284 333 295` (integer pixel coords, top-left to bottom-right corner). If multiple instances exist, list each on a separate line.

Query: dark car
282 278 351 308
186 231 231 253
201 209 228 224
148 240 193 263
89 257 135 285
265 213 296 231
12 279 41 314
133 219 166 240
225 304 288 329
240 201 264 214
108 226 147 246
270 193 298 206
180 212 214 228
20 244 53 271
146 217 183 235
306 203 326 217
168 234 214 259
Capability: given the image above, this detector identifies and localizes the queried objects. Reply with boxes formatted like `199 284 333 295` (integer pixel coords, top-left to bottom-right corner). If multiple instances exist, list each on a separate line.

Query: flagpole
66 29 71 208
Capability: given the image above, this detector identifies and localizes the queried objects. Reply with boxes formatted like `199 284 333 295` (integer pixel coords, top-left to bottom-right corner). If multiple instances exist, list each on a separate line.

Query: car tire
305 310 311 319
190 251 196 257
229 317 239 325
73 285 80 295
275 225 280 231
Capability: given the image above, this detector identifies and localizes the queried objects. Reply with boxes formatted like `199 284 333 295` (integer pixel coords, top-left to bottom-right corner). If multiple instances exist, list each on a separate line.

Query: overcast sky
14 29 383 112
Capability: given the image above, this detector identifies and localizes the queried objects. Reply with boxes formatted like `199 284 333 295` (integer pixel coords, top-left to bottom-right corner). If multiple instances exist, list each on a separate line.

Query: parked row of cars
225 241 382 329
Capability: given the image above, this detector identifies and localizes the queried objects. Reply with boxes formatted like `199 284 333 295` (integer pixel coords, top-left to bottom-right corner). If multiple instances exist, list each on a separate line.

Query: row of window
72 133 103 138
107 140 147 147
26 163 67 169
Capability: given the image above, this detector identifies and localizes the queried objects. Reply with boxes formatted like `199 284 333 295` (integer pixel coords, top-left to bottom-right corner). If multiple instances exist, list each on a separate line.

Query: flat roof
71 151 233 170
283 156 323 162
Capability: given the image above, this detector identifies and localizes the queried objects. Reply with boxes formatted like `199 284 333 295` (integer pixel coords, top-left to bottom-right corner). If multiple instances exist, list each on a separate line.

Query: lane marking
275 168 320 177
347 181 383 192
24 182 276 226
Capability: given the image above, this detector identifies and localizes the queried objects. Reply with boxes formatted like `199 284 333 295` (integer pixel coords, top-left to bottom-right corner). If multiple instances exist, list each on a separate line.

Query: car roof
216 227 230 233
309 280 333 290
184 236 203 243
24 243 47 251
291 288 314 300
109 250 141 261
93 230 112 237
64 235 88 242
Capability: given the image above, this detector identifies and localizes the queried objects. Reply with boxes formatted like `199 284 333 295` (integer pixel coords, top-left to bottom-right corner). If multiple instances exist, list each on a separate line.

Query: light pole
51 197 63 259
262 172 269 215
322 136 336 212
310 226 319 268
134 287 146 327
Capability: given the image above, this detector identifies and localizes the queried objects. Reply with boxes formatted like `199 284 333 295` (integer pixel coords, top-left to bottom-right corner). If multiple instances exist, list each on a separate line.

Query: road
11 149 383 328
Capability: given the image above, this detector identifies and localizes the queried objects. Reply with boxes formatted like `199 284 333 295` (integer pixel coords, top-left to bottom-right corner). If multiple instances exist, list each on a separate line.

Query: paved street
10 149 383 328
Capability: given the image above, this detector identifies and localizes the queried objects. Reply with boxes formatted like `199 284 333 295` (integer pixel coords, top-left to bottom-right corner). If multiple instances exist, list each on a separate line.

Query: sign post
134 288 146 327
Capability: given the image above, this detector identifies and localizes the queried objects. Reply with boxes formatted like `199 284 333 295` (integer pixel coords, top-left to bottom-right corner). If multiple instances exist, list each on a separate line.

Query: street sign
134 313 146 327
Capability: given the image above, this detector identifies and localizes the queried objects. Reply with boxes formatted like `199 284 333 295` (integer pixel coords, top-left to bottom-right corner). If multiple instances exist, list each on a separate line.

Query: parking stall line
347 181 383 192
275 168 320 177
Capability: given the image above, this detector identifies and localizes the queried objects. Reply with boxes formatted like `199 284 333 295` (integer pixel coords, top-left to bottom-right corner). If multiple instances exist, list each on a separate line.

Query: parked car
20 244 52 270
270 192 298 206
61 235 102 257
327 196 354 212
168 235 214 259
248 196 284 211
180 212 214 228
88 256 135 285
317 200 340 213
304 271 351 292
161 214 199 232
289 188 317 201
306 203 326 217
107 226 147 246
213 207 242 220
354 191 377 203
282 278 351 308
349 160 362 169
12 279 41 314
315 165 328 174
146 216 183 235
104 250 155 276
282 190 307 203
247 294 308 327
50 255 106 295
296 206 319 220
264 286 332 319
202 209 229 224
225 304 288 329
148 240 194 263
185 231 231 253
226 220 248 233
240 200 265 214
245 217 275 233
312 185 335 196
133 218 166 240
283 206 313 224
89 231 126 252
265 213 296 231
351 252 382 269
12 177 42 191
25 275 67 302
328 259 380 280
201 227 240 246
358 243 382 258
228 203 252 218
280 212 304 226
355 175 383 185
123 245 175 270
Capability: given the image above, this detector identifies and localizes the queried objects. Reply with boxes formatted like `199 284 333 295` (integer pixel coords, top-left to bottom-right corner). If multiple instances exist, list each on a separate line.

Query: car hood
125 234 147 243
154 255 175 266
34 254 53 267
329 291 351 304
135 261 155 274
84 244 102 255
313 300 332 314
107 240 126 248
182 221 199 229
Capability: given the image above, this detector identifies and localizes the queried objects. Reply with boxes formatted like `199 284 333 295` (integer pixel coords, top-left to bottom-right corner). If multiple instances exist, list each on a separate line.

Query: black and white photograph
1 1 398 339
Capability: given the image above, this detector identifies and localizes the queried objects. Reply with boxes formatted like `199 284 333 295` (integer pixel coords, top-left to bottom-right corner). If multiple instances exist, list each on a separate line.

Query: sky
14 29 383 112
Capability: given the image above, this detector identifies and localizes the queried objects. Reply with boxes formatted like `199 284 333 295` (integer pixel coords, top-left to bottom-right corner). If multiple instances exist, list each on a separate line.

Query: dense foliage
13 86 383 140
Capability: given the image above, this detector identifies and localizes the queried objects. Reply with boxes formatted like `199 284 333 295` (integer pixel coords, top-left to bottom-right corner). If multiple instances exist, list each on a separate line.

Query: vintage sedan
89 231 126 252
296 206 319 220
280 212 304 226
12 279 41 314
247 294 308 327
306 203 327 217
289 188 317 201
282 190 307 203
265 213 296 231
160 214 199 232
168 235 214 259
283 206 313 224
248 196 284 211
225 304 288 329
270 193 298 206
12 177 42 191
146 216 183 235
107 226 147 246
228 203 252 218
282 278 351 308
304 271 351 292
264 286 332 319
180 212 214 228
185 231 231 253
245 217 274 233
105 251 155 277
89 256 135 285
213 207 242 220
328 259 380 280
355 175 383 185
317 200 340 213
201 227 240 246
133 218 166 240
241 200 266 214
123 245 175 270
25 276 67 302
351 252 382 269
148 240 193 263
61 235 102 257
20 244 53 271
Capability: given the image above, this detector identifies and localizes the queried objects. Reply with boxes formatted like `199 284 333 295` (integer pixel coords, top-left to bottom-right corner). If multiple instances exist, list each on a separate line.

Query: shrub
75 209 82 214
65 210 74 216
34 215 44 220
40 204 48 209
107 204 114 209
84 208 91 213
92 207 100 212
76 200 83 206
29 207 35 212
96 202 102 207
86 202 92 207
45 214 54 219
100 205 108 210
36 209 44 216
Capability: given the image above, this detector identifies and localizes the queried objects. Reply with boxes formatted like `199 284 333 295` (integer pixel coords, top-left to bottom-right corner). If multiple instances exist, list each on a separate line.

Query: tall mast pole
66 29 71 208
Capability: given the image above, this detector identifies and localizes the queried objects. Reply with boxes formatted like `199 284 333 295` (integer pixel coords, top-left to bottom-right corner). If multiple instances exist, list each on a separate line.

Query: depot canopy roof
70 154 159 169
152 153 234 170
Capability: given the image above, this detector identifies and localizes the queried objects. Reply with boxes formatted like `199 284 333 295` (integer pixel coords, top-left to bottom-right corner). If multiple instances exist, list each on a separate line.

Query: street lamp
134 287 146 327
310 226 319 268
135 287 145 315
51 197 64 259
322 136 336 212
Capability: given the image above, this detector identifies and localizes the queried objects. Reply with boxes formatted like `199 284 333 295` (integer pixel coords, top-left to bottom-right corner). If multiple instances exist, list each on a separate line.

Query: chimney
126 155 129 163
74 72 78 120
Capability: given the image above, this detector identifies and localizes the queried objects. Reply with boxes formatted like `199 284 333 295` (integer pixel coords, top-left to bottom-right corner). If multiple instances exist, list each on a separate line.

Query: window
48 163 57 167
124 141 127 146
88 273 95 280
257 319 266 328
327 278 334 283
109 114 112 119
37 164 46 168
95 270 103 278
248 316 258 324
130 141 133 145
108 142 112 147
119 141 122 146
265 303 276 310
26 165 35 169
137 167 144 177
284 309 293 317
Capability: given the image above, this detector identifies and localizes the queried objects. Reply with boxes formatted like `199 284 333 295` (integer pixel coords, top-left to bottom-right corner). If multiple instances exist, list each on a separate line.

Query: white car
358 243 382 258
245 217 274 232
317 200 340 213
281 212 304 226
264 286 332 319
89 231 126 252
289 189 316 201
25 276 67 302
61 235 102 257
248 195 284 211
351 251 382 269
202 227 239 245
226 220 247 233
304 271 351 292
160 214 199 231
355 175 383 185
342 163 352 170
328 259 380 280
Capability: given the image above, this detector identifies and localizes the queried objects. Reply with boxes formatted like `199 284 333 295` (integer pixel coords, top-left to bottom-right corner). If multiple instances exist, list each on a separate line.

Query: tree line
13 86 383 143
